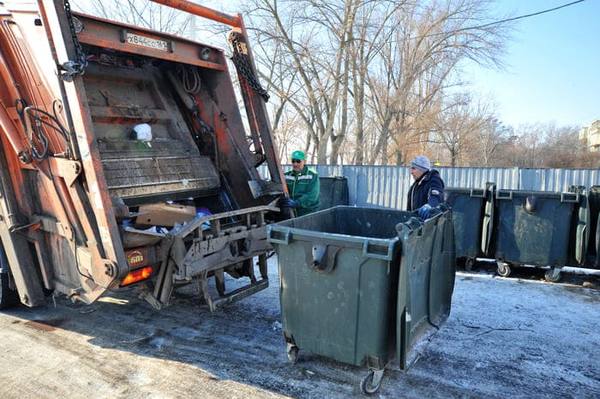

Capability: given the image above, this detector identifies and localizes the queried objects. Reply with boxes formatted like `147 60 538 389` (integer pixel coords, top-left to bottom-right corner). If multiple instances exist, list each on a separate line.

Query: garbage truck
0 0 290 311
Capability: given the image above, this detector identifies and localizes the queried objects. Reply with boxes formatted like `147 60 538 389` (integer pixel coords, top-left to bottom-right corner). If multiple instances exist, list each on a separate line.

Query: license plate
125 32 169 52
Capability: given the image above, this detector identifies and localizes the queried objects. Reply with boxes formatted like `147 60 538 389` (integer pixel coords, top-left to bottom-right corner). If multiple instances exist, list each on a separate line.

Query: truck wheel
0 271 19 309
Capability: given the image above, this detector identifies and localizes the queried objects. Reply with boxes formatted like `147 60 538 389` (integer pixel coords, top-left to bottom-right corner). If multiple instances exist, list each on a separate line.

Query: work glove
417 204 432 219
279 198 298 208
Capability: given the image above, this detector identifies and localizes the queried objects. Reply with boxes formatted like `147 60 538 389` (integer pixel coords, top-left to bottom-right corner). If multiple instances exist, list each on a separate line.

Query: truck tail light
121 266 153 286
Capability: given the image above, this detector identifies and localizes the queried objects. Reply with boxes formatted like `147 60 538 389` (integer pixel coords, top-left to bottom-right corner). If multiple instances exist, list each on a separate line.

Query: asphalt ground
0 258 598 398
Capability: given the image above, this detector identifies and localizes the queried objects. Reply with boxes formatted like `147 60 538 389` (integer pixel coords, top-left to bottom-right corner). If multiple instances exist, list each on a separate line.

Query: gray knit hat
410 155 431 172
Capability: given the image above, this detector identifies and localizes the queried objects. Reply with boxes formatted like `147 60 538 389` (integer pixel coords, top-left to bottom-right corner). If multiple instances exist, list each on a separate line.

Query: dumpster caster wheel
544 268 561 283
497 262 511 278
465 258 475 272
360 369 384 395
286 344 299 364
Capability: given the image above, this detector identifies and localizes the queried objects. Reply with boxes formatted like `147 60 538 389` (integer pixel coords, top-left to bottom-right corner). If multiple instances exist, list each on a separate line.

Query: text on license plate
126 33 169 52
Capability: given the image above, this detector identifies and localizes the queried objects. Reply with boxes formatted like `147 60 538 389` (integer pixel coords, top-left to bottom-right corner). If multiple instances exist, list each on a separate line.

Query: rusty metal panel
76 13 227 71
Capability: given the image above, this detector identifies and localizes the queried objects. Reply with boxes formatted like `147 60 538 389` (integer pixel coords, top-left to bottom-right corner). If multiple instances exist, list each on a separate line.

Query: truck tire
0 272 19 309
0 245 19 309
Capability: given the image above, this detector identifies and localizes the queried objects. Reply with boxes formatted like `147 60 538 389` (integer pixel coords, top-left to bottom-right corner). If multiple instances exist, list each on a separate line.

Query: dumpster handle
560 192 579 203
306 244 341 273
362 240 395 261
496 190 513 200
469 188 486 198
267 227 290 245
578 224 587 264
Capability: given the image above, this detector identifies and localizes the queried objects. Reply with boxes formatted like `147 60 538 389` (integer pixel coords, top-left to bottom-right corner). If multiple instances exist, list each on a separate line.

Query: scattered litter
132 123 152 141
137 203 196 227
141 226 169 234
196 207 212 230
271 321 282 331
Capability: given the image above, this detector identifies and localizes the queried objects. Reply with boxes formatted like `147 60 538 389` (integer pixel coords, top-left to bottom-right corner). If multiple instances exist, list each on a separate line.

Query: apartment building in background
580 120 600 151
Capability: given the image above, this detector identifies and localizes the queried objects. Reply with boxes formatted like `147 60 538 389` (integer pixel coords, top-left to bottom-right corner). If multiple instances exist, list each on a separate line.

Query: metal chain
229 34 269 102
60 0 87 81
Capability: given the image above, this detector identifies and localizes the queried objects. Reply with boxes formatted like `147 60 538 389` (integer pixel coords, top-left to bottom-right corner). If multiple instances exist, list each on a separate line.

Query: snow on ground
0 257 598 398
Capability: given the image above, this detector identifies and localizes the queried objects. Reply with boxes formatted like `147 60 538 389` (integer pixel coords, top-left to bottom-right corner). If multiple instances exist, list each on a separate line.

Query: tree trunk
395 149 403 165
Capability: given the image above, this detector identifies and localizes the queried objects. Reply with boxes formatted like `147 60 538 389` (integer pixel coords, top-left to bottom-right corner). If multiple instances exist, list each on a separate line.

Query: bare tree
343 1 406 165
365 0 509 165
78 0 194 36
472 117 512 166
245 0 360 164
431 94 504 167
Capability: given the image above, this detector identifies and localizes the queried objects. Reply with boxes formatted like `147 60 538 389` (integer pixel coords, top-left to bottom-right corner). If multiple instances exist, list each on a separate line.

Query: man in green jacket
282 150 320 216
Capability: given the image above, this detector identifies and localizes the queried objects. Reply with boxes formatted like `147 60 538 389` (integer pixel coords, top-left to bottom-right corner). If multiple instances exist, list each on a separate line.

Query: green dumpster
268 206 455 394
318 176 349 211
584 186 600 268
493 189 579 281
444 185 494 269
567 185 590 268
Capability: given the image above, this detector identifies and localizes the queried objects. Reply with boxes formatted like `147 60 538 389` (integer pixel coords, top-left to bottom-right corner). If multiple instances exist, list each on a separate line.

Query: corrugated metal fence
262 165 600 210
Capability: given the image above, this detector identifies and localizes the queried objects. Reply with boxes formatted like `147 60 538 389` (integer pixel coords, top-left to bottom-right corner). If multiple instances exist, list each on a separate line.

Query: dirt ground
0 258 598 399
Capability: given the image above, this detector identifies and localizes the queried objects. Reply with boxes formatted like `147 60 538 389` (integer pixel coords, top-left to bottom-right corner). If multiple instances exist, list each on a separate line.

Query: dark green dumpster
444 186 494 269
585 186 600 268
493 189 579 280
268 206 455 394
567 185 590 269
318 176 349 211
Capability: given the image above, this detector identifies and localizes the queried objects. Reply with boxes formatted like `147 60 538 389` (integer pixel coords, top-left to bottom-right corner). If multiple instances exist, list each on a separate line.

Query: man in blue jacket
406 155 444 219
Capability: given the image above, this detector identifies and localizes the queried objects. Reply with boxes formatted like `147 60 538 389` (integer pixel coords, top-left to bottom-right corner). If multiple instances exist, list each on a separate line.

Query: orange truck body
0 0 287 310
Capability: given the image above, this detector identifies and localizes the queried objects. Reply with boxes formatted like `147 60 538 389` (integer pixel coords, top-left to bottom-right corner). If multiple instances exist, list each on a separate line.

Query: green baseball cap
291 150 306 161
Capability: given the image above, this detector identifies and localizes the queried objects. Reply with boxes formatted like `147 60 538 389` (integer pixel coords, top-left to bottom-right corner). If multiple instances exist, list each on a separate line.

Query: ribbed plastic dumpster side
444 187 488 267
318 177 349 211
268 206 455 394
494 190 579 268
